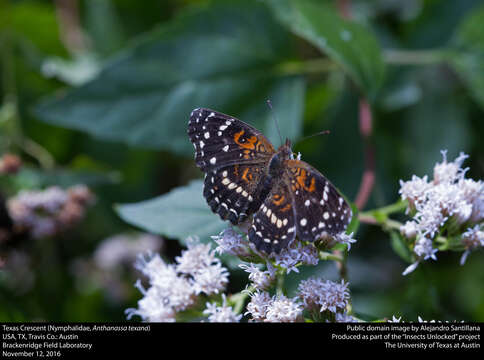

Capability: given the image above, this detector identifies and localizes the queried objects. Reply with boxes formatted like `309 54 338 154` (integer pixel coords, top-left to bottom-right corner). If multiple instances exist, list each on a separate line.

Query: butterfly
187 108 352 254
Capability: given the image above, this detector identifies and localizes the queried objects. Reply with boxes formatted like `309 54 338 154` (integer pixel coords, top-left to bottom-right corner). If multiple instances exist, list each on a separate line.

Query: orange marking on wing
255 141 266 153
233 165 239 177
272 195 285 206
241 167 250 183
296 169 316 192
280 203 292 212
234 130 257 150
296 169 307 189
307 177 316 192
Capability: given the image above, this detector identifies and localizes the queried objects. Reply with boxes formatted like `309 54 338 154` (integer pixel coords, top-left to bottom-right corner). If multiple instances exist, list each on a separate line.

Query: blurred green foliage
0 0 483 322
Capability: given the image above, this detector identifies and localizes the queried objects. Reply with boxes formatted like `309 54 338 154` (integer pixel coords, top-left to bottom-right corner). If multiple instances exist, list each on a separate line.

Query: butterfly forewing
188 108 275 172
284 160 352 242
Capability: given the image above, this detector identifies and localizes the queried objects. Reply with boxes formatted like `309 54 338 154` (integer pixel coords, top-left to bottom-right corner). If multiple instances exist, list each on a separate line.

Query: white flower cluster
399 151 484 274
211 228 253 258
334 231 357 250
126 239 229 322
460 225 484 265
270 241 319 274
388 315 463 323
213 227 356 268
244 277 353 322
213 227 355 276
245 290 303 322
298 277 351 314
7 185 94 239
203 295 242 322
239 262 276 290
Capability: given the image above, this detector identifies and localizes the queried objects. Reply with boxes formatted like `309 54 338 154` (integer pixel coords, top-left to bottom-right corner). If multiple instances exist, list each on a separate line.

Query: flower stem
383 48 453 65
275 48 453 79
359 200 408 219
230 286 254 315
0 29 55 169
319 251 344 262
276 270 285 296
334 249 349 283
276 58 338 76
354 98 375 211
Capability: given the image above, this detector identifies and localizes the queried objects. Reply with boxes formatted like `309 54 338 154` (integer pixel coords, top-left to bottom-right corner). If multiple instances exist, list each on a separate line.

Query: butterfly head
277 138 293 158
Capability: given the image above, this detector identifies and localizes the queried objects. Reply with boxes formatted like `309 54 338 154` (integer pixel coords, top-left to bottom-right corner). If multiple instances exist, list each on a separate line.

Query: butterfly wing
284 159 352 242
188 108 276 225
203 163 271 225
188 108 275 172
248 180 296 254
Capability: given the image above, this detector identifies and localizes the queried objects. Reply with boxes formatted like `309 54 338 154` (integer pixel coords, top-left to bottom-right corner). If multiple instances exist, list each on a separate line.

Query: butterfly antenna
293 130 331 148
267 99 284 146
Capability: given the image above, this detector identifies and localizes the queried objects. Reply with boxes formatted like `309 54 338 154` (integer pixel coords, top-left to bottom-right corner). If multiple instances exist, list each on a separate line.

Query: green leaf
84 0 126 56
449 3 484 109
115 180 226 244
265 0 385 100
33 1 304 155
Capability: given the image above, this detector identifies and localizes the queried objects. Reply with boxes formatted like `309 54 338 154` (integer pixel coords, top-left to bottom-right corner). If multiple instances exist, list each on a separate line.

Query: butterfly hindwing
188 108 275 172
203 163 270 225
248 180 296 254
284 159 352 242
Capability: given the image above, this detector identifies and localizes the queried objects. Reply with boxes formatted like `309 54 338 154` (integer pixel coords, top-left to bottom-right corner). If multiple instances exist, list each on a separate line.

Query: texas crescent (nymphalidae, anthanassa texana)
187 108 352 254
